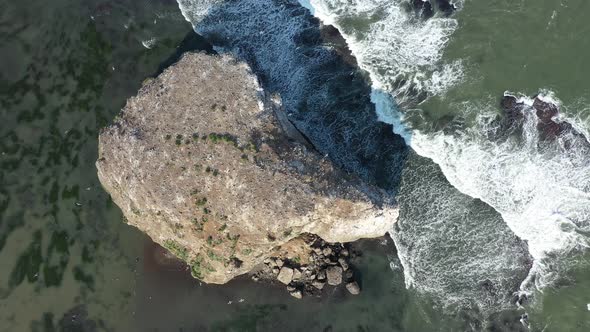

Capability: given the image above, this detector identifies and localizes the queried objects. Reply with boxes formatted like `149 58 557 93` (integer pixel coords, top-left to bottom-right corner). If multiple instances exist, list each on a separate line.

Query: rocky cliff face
96 53 397 284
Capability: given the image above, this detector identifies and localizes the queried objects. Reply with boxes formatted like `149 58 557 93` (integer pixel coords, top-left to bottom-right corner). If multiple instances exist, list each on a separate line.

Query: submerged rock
434 0 457 16
411 0 434 19
410 0 456 19
96 52 397 284
345 281 361 295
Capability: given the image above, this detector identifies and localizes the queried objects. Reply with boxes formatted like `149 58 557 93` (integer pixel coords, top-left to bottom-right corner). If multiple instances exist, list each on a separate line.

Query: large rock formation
96 52 397 284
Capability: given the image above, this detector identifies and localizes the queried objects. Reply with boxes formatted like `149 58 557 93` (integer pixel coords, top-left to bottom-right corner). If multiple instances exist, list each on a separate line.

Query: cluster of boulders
251 236 361 299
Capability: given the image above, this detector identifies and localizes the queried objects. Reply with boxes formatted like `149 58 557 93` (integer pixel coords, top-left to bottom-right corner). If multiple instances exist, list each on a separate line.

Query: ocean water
2 0 590 331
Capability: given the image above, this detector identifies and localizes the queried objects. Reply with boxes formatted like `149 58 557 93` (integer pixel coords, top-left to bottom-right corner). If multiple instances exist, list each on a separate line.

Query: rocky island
96 52 398 296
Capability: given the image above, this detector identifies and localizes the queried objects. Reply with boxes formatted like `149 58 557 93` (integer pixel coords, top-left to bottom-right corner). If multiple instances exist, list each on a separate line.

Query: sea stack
96 52 397 285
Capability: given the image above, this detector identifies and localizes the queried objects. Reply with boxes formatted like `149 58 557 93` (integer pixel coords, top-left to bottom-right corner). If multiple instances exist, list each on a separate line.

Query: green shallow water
1 0 590 331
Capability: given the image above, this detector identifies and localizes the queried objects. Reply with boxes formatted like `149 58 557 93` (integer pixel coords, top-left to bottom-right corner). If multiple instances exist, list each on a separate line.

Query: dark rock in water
411 0 434 19
435 0 457 16
345 269 354 281
532 96 559 123
499 94 590 149
410 0 455 19
500 95 521 115
532 96 564 140
500 95 525 129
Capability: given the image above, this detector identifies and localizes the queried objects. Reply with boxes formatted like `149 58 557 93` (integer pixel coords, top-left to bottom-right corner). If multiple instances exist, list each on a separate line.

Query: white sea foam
141 37 158 49
301 0 463 103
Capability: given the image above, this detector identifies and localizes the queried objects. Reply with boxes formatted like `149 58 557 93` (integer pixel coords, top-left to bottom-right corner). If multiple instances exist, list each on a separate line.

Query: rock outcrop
410 0 457 19
500 93 590 148
96 52 397 284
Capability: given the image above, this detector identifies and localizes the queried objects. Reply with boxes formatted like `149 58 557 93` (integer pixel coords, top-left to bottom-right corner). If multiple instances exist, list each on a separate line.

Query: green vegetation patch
163 239 189 262
190 256 204 279
208 133 238 146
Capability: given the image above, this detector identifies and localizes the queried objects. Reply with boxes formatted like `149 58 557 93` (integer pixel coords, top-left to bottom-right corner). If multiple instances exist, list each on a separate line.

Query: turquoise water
2 0 590 331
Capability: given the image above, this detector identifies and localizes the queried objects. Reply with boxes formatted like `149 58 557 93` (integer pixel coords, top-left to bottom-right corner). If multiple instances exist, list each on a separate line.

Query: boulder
346 281 361 295
326 266 343 286
96 53 398 284
292 269 303 281
499 93 590 147
345 269 354 281
277 267 294 285
338 257 349 271
290 290 303 299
